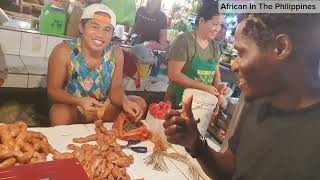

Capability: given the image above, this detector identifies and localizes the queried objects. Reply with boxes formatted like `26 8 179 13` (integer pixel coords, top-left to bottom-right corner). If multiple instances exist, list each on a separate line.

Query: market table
88 123 218 180
28 123 205 180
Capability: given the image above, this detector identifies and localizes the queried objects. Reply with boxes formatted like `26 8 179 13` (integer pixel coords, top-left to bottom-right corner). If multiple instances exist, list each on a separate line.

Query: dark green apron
175 36 218 107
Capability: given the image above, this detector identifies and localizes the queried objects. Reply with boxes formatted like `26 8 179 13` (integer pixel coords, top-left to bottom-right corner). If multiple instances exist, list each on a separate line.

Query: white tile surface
28 75 47 88
20 32 48 58
4 55 27 74
2 74 28 88
20 56 48 75
45 36 68 58
0 29 21 55
29 124 92 153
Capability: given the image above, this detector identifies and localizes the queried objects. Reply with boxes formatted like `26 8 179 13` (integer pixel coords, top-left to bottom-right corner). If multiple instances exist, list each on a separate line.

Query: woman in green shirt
165 0 227 107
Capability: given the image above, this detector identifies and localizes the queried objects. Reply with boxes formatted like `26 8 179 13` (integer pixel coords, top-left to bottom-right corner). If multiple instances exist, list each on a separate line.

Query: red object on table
149 101 172 119
0 158 89 180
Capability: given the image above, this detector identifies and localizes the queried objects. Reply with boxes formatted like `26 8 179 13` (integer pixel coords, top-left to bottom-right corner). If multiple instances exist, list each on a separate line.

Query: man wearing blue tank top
47 4 146 126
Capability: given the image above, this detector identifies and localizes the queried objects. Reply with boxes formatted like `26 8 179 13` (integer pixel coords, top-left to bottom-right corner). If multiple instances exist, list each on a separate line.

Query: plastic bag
146 102 172 149
101 0 136 27
129 44 157 65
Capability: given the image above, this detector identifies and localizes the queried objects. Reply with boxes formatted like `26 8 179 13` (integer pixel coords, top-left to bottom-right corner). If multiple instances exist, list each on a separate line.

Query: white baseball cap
80 4 116 28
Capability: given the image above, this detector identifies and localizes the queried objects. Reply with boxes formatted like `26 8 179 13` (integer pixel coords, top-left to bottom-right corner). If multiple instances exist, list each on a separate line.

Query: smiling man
163 13 320 180
48 4 146 126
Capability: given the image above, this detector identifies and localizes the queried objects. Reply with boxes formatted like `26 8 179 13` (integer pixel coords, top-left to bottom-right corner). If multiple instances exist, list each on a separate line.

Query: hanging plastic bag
101 0 136 27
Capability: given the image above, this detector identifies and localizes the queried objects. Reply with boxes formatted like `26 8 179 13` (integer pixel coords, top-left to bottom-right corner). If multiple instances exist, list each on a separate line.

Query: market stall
0 1 240 179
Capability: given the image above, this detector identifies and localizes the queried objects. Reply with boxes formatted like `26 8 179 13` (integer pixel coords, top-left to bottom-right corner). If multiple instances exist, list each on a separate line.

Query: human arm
213 42 227 95
127 7 143 38
48 43 81 105
213 65 228 96
195 144 235 180
214 64 222 87
47 43 101 119
163 95 235 179
159 29 167 47
159 13 168 47
109 47 126 107
109 47 143 120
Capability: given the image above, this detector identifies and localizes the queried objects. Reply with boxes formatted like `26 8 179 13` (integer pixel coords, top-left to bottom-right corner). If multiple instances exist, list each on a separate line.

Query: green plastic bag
101 0 136 27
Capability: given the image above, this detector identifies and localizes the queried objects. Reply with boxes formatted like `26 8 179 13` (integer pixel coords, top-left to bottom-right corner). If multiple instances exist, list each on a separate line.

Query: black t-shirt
134 7 167 42
229 98 320 180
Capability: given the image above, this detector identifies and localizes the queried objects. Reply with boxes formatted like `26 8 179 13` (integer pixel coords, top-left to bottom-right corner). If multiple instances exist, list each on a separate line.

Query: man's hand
216 83 228 105
123 99 143 122
77 97 103 122
203 84 220 96
217 83 228 95
163 94 200 150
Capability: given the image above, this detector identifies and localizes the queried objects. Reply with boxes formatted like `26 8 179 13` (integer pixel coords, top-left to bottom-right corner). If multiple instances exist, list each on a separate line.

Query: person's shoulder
113 46 123 57
111 46 124 65
210 40 222 53
51 41 70 56
169 32 192 48
211 40 221 46
49 41 71 65
176 32 192 41
238 97 269 119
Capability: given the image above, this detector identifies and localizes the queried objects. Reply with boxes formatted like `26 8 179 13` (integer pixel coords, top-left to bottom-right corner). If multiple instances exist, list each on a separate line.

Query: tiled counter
0 27 68 88
0 27 169 92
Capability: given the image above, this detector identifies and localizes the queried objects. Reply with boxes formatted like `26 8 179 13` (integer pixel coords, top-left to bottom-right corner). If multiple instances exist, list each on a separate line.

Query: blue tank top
64 38 115 101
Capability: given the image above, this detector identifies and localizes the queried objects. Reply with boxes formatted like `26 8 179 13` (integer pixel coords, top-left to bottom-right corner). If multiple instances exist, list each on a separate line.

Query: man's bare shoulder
52 42 71 56
113 46 124 65
49 42 71 64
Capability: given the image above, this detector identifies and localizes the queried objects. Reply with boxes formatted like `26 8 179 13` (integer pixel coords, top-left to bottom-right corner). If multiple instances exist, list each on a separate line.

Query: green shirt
165 32 221 105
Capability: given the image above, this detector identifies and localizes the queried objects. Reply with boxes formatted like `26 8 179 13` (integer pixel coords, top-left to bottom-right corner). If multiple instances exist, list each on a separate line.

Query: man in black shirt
129 0 167 45
163 14 320 180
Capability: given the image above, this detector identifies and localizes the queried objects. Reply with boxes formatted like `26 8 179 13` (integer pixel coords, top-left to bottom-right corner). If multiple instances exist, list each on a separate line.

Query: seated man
48 4 146 126
0 44 7 87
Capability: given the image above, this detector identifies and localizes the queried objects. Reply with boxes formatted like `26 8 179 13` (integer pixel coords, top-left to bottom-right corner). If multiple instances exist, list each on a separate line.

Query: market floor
0 88 165 127
0 88 50 127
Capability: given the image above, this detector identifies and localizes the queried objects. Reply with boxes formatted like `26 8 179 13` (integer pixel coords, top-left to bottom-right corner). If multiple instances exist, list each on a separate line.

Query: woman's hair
195 0 220 26
238 14 320 61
